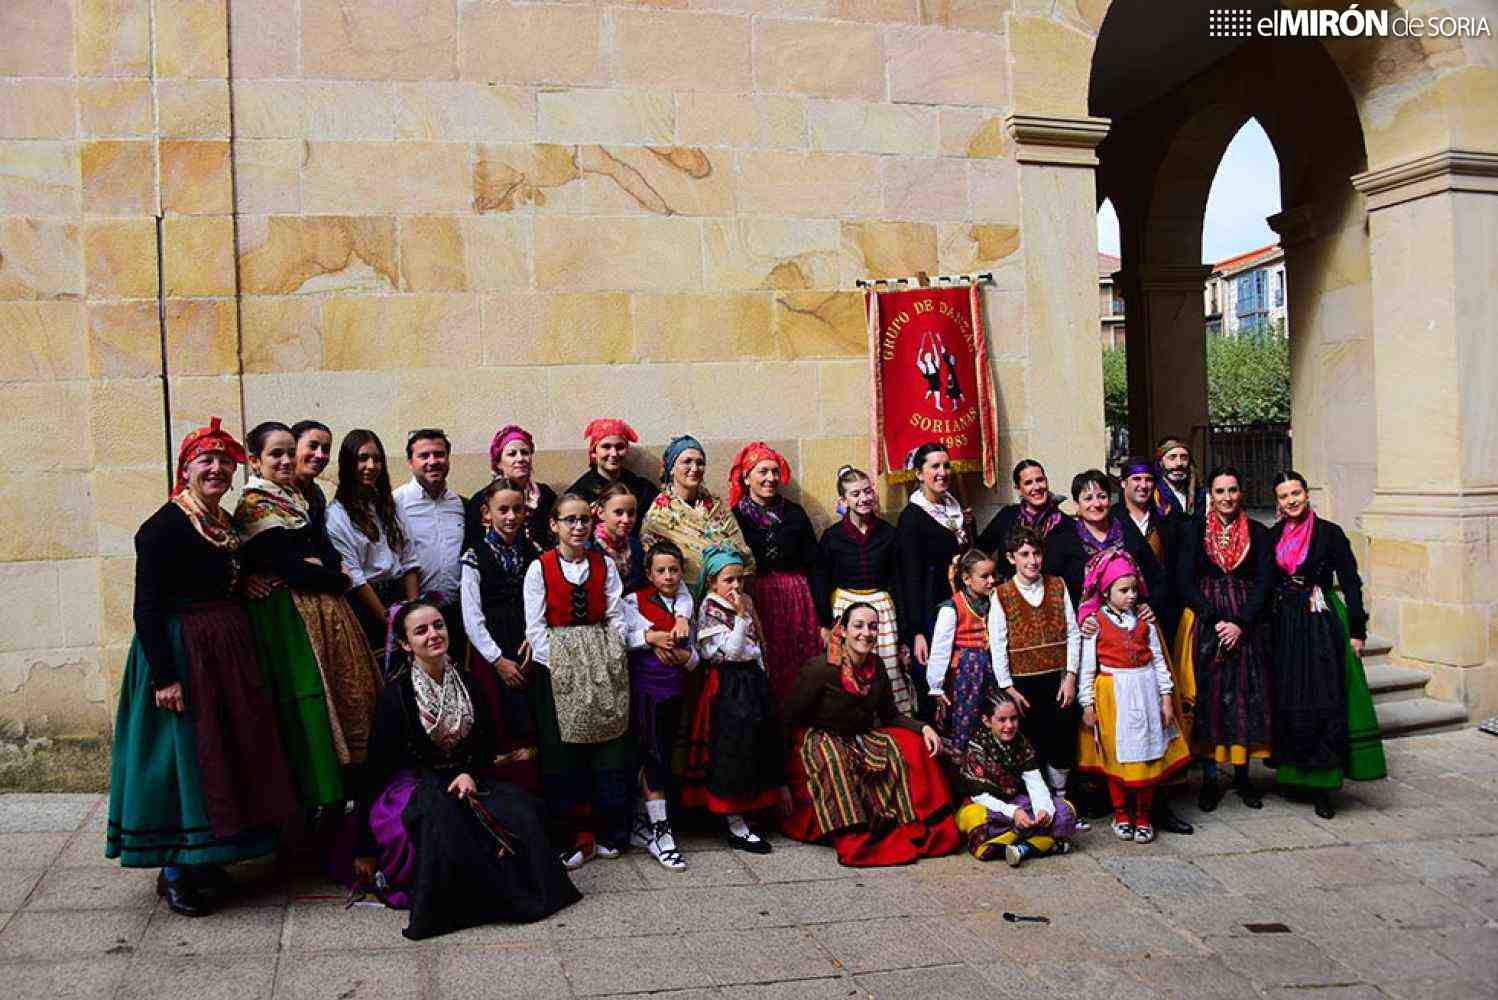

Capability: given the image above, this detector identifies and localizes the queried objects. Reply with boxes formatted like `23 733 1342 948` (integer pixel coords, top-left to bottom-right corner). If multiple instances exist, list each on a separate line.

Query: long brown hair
335 429 408 552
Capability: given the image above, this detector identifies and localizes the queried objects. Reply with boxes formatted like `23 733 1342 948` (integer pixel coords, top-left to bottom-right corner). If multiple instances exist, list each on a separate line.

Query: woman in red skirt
782 603 959 867
728 442 823 704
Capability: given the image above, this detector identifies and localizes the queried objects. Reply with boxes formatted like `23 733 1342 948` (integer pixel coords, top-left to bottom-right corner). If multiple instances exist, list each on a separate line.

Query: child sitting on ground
956 690 1078 865
1076 550 1191 844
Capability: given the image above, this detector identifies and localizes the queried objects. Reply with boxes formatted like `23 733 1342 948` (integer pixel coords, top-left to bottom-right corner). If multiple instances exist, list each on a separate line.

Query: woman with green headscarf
641 435 755 590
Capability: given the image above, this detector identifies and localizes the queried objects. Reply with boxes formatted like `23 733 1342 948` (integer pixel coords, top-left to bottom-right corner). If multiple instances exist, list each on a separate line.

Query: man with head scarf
1152 436 1204 520
567 418 658 531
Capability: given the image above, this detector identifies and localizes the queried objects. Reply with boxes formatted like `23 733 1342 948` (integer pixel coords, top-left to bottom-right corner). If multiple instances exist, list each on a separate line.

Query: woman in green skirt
1267 471 1387 818
107 418 298 917
236 422 382 807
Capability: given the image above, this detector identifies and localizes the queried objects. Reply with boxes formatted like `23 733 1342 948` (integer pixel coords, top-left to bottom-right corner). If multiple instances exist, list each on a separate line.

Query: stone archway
1081 0 1498 717
1092 31 1372 524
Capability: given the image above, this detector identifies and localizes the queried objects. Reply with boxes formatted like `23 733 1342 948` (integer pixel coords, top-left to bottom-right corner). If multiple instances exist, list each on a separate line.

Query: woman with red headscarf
567 418 659 528
106 418 298 917
465 424 556 553
728 442 822 704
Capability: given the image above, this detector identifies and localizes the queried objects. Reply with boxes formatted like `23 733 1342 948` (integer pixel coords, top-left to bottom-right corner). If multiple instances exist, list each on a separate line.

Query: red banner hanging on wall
866 283 999 487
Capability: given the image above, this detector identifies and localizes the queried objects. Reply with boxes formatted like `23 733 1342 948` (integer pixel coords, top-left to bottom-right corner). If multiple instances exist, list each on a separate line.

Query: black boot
1313 791 1335 819
1234 766 1263 809
189 865 236 897
156 871 209 917
1198 776 1222 813
1153 798 1194 835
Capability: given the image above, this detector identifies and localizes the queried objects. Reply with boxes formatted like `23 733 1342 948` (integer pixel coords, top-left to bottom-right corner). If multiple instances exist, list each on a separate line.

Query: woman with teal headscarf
679 544 787 852
640 435 755 590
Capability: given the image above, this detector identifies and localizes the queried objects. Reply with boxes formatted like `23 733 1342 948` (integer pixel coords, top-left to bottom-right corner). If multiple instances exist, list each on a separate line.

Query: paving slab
6 730 1498 997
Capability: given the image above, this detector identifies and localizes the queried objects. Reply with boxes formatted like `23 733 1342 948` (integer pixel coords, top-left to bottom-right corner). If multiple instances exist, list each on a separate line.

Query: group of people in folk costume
107 416 1385 936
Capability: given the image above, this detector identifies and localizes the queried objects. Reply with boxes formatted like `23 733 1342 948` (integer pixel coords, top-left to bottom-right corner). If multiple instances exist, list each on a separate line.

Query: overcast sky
1097 118 1282 264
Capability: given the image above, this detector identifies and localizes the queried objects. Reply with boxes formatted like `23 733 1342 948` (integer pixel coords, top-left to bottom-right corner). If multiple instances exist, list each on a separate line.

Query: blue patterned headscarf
696 543 744 604
662 434 706 486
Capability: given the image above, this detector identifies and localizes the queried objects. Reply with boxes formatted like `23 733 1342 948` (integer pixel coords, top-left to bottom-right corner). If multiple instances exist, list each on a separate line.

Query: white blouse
622 588 699 672
325 500 418 591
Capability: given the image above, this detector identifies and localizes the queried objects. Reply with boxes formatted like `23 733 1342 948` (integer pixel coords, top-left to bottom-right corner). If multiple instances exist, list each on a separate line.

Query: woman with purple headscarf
465 424 557 553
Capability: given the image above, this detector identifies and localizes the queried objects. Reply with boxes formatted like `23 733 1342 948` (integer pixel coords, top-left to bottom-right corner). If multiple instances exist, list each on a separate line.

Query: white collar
1013 574 1045 595
405 477 455 503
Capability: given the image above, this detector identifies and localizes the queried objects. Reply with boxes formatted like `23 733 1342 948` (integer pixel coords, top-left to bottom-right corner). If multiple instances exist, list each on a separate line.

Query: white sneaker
593 841 622 860
560 843 594 870
646 820 687 871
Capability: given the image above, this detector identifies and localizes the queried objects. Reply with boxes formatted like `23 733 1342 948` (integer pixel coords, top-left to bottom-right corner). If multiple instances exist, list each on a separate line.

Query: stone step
1364 658 1432 705
1376 697 1469 739
1364 635 1393 658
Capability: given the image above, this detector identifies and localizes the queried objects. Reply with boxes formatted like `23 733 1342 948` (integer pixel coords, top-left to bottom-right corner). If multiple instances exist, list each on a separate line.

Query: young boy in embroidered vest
1076 550 1191 844
522 494 632 870
924 548 1000 757
459 481 542 789
992 525 1082 803
956 690 1079 865
622 541 696 870
684 545 787 853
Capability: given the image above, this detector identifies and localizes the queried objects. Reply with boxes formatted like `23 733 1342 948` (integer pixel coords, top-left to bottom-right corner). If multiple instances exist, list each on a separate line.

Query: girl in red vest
1076 550 1191 844
924 548 1001 757
522 494 632 870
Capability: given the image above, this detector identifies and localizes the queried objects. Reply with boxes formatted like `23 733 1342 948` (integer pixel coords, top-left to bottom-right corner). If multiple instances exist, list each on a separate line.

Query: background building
1205 242 1287 336
1098 251 1125 348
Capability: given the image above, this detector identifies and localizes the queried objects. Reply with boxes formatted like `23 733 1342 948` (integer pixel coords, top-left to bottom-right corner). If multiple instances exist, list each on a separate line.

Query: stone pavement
3 730 1497 1000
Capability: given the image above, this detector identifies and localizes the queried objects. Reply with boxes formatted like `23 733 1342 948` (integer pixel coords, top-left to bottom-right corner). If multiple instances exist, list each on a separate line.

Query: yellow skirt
1076 673 1193 788
1172 608 1269 765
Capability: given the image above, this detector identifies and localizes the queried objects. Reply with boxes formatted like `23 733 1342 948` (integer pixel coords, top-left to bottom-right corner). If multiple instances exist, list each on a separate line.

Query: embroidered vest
952 591 989 650
1095 613 1153 670
995 577 1068 677
540 549 607 627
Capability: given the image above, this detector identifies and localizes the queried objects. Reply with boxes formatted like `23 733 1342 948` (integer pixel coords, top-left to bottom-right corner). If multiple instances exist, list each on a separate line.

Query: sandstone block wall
0 1 1117 737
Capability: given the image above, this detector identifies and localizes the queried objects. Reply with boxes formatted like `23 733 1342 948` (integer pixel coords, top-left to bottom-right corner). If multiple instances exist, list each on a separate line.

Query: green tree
1099 320 1290 429
1206 321 1290 423
1102 345 1128 428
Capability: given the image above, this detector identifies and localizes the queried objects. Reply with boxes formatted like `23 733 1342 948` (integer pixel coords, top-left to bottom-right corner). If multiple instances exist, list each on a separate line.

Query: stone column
1352 149 1498 717
1267 193 1375 528
1113 264 1212 458
1005 113 1111 479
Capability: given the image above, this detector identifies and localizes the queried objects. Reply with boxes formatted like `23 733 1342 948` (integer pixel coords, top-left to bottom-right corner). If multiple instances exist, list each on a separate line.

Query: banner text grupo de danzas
865 284 999 487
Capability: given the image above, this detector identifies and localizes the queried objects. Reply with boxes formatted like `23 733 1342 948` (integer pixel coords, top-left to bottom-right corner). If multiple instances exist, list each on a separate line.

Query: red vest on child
1095 612 1153 669
633 585 678 631
540 549 607 627
952 591 989 650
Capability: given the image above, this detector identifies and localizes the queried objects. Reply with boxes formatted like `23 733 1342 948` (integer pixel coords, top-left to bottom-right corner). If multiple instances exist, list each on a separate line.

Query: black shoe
1198 781 1221 813
1313 792 1336 820
725 830 772 854
189 865 236 896
1234 778 1263 810
1153 804 1194 835
156 873 209 917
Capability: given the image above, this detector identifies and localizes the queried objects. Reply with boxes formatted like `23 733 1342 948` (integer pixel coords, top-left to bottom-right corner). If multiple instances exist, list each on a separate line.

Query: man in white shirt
394 429 468 660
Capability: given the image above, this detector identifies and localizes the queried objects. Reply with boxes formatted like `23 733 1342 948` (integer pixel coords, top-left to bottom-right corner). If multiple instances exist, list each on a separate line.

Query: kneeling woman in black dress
354 598 579 939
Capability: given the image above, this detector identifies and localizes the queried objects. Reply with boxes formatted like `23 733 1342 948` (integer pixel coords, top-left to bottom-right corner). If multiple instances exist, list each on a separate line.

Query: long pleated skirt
934 647 995 758
288 590 383 765
245 589 344 808
680 661 784 814
1271 587 1387 790
1184 576 1273 764
106 605 296 868
752 570 823 705
782 725 960 867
